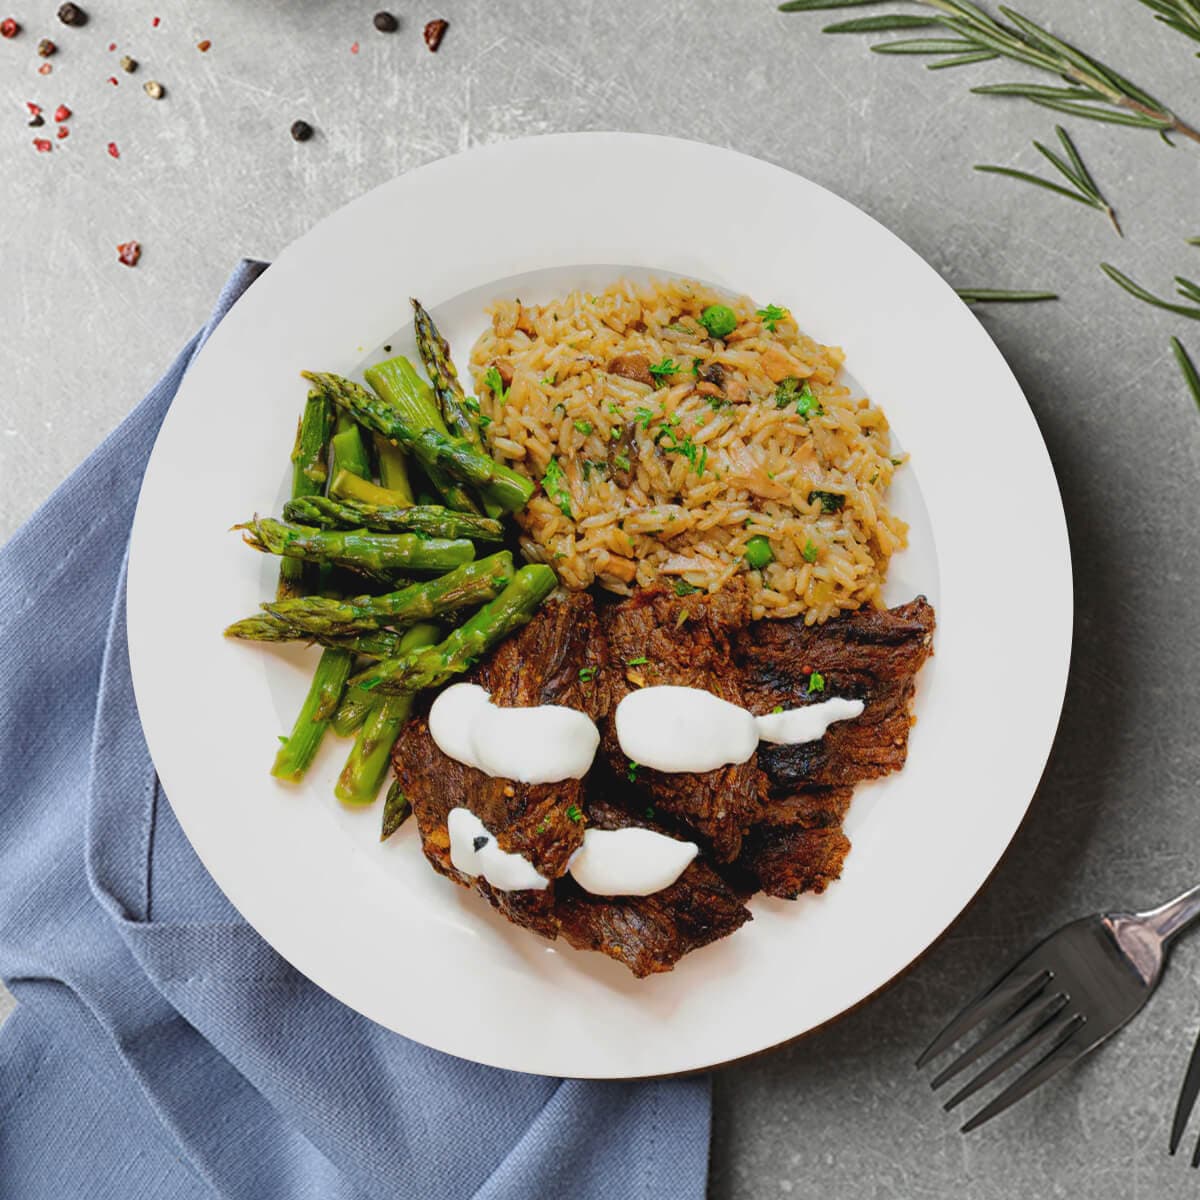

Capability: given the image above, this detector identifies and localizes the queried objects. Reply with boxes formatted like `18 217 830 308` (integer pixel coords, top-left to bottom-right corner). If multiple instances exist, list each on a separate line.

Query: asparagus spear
329 469 413 508
329 423 371 481
362 359 478 514
306 367 534 514
283 495 504 542
374 434 415 503
332 685 374 737
336 622 440 808
259 553 514 637
348 564 557 697
237 517 476 575
381 780 410 840
411 299 483 449
224 614 408 658
271 645 353 782
278 387 335 599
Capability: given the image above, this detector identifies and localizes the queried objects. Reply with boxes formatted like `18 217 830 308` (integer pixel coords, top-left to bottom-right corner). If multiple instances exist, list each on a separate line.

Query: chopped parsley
536 819 549 834
707 394 732 411
644 805 656 820
691 357 703 377
808 490 845 513
573 419 593 435
463 397 481 414
626 761 640 782
483 365 509 404
609 426 622 441
890 456 904 467
635 406 655 430
648 357 679 385
582 459 607 481
277 734 288 745
553 402 567 417
673 579 702 596
613 452 632 472
771 705 784 714
802 538 819 564
757 304 789 332
606 402 620 416
542 458 574 518
540 374 556 387
807 672 826 694
627 655 649 666
566 804 584 823
578 666 598 682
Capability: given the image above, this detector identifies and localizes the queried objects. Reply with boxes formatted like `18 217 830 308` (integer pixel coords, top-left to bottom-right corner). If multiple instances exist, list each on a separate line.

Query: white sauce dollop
754 697 866 745
447 807 549 892
429 683 600 784
568 828 698 896
615 686 865 773
615 686 759 773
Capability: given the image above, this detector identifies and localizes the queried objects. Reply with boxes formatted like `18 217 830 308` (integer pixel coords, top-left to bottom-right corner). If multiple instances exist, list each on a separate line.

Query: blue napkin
0 261 711 1200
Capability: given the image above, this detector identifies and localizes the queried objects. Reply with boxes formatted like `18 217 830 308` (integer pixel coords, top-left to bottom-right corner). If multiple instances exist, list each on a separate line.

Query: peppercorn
116 240 141 267
53 104 70 121
119 54 137 72
37 37 57 57
290 119 313 143
28 113 44 127
423 18 448 51
0 17 20 37
56 124 68 139
373 11 398 32
196 38 210 52
143 79 164 99
57 3 87 26
33 138 52 153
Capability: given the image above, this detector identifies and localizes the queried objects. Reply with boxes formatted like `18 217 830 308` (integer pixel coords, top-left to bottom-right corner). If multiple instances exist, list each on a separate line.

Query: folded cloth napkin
0 261 711 1200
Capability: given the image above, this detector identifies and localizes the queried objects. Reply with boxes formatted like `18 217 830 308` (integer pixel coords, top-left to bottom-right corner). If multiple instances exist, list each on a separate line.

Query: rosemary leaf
971 82 1105 101
956 288 1059 304
1174 276 1200 304
974 164 1096 206
872 37 980 53
778 0 881 9
1055 125 1100 195
926 48 999 67
1187 236 1200 247
1031 140 1090 193
1137 0 1200 45
1026 96 1171 129
1171 337 1200 411
825 14 941 32
1100 263 1200 319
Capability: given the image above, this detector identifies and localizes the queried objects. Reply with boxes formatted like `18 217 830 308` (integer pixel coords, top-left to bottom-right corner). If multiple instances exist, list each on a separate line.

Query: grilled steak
597 581 766 862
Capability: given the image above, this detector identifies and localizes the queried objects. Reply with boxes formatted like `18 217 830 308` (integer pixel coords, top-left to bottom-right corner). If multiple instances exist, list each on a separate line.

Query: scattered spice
349 40 359 54
107 41 115 51
116 240 141 267
55 124 68 138
373 11 398 32
0 17 20 38
28 112 43 127
37 38 57 57
423 18 448 51
151 16 160 28
26 102 41 115
290 119 313 142
196 38 211 52
57 3 88 27
106 75 118 85
53 104 70 122
106 140 119 158
143 79 164 99
119 54 137 73
37 62 51 74
32 137 52 153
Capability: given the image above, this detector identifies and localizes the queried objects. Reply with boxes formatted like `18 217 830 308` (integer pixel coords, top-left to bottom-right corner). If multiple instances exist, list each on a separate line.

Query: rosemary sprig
1137 0 1200 52
779 0 1200 144
1171 338 1200 410
975 126 1120 235
1100 263 1200 319
955 288 1059 304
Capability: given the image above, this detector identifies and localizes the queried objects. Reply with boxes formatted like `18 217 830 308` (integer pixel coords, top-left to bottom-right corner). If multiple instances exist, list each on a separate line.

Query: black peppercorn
290 120 314 143
373 11 398 33
57 3 87 26
472 835 489 852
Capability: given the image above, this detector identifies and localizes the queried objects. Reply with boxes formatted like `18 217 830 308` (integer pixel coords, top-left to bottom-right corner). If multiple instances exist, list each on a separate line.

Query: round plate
127 132 1071 1078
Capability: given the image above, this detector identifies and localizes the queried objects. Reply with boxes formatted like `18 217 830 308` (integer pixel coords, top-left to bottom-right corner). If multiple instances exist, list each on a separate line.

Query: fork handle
1139 885 1200 946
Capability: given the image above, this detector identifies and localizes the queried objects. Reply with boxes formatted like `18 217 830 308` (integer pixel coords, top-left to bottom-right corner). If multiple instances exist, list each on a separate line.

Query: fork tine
931 991 1069 1090
959 1015 1090 1133
916 967 1053 1068
942 998 1072 1112
1169 1025 1200 1154
1190 1135 1200 1169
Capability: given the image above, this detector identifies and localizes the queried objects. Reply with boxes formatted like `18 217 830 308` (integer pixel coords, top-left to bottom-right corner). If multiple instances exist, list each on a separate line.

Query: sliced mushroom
607 353 654 387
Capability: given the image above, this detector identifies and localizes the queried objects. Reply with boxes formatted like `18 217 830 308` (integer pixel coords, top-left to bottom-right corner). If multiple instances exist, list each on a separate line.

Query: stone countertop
2 2 1200 1196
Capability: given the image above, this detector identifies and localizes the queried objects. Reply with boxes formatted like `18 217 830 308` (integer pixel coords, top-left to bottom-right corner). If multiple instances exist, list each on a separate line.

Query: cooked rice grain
469 278 908 623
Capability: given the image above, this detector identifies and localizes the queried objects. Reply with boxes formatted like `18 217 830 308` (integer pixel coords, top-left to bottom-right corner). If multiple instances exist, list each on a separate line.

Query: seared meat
735 597 936 793
555 798 751 976
732 824 851 900
597 581 766 862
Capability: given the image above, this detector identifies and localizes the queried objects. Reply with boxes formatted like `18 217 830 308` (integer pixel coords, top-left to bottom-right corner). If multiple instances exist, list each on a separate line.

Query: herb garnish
635 406 655 430
536 819 549 833
757 303 789 331
542 458 573 518
573 419 593 435
771 705 784 714
807 672 826 694
673 579 701 596
795 382 822 418
609 427 622 440
649 357 680 385
566 804 584 823
802 538 819 563
626 761 640 782
613 452 632 472
774 377 801 408
627 655 649 666
578 666 598 682
483 365 509 404
691 357 703 377
808 490 845 513
540 373 556 387
644 805 656 819
582 459 607 481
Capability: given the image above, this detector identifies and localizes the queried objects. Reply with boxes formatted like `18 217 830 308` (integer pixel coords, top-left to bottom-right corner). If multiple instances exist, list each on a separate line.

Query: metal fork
917 884 1200 1132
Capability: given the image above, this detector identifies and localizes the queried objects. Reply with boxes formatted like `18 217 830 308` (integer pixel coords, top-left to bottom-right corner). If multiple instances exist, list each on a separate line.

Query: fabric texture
0 261 712 1199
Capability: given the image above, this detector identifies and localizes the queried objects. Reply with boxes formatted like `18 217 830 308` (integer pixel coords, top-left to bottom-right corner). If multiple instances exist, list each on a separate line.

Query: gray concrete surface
2 1 1200 1196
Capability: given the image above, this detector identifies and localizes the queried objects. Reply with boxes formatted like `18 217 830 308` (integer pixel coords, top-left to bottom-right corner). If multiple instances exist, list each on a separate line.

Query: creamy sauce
754 697 866 745
429 683 600 784
447 807 549 892
568 828 698 896
615 686 865 772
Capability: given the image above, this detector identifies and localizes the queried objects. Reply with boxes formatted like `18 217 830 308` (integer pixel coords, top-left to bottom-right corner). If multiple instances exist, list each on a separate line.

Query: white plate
127 133 1072 1078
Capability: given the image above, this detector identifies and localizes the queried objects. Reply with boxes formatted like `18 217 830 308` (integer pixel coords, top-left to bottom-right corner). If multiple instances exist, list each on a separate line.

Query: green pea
699 304 738 339
743 535 774 570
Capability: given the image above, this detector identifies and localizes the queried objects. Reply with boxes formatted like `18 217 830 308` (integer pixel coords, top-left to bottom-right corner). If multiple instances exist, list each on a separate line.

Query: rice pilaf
468 277 907 623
